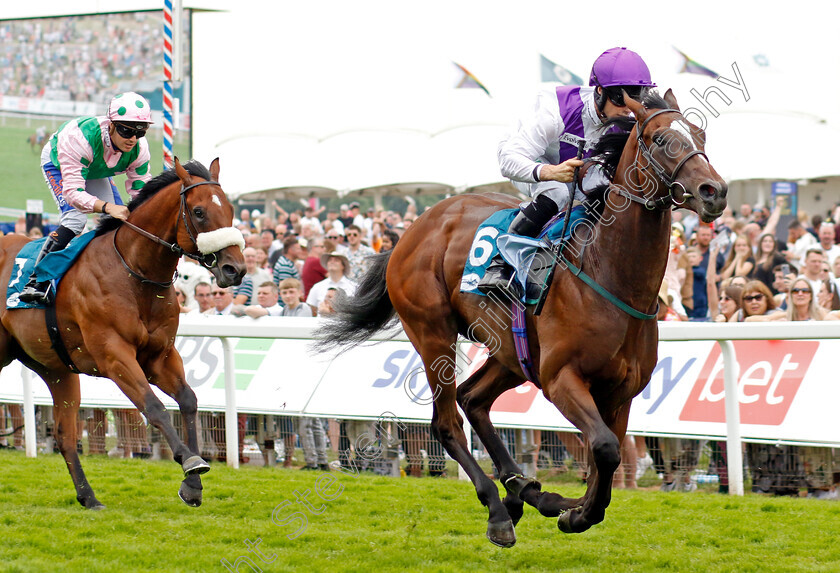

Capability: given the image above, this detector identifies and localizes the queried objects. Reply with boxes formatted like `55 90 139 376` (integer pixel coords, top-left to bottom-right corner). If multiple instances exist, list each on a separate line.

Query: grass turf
1 449 839 572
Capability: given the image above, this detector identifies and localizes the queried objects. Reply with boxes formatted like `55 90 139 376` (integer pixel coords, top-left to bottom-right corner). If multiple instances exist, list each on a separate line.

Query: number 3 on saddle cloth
460 205 595 306
6 232 97 310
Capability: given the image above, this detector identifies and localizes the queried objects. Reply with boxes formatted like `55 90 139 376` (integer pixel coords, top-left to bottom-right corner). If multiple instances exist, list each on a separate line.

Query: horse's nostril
699 183 718 199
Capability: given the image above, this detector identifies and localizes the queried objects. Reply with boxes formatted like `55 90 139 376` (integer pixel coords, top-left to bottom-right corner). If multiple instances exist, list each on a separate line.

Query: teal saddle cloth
459 205 594 305
6 231 97 310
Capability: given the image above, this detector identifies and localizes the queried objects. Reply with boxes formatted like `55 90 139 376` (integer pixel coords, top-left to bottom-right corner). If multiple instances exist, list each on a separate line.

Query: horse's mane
583 90 670 216
95 160 211 236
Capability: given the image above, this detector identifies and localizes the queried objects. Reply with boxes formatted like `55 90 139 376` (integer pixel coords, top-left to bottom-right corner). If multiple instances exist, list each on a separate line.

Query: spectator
278 278 315 317
175 257 213 309
174 286 190 314
300 237 329 298
817 222 840 267
718 234 755 281
272 236 302 288
764 277 825 322
254 247 270 271
380 229 400 252
801 248 826 293
342 224 376 282
711 285 744 323
190 281 213 314
317 287 340 316
818 279 840 313
233 247 272 306
733 281 777 322
751 233 788 294
786 219 817 265
685 247 708 320
306 251 356 309
694 224 726 274
204 285 234 315
242 281 284 318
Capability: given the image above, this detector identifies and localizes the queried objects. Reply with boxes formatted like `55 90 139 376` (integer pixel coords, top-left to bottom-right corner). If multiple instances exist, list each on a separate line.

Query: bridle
114 180 224 288
610 107 708 212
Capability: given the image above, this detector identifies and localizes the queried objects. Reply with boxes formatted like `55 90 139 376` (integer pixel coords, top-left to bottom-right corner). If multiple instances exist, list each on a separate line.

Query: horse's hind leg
400 322 516 548
547 368 622 534
457 360 581 523
42 370 104 509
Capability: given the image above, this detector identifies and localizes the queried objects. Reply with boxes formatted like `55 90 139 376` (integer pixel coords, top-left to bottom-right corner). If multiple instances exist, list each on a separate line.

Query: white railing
16 316 840 494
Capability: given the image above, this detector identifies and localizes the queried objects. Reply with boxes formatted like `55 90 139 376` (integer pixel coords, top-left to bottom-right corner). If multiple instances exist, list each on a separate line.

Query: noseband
611 108 708 211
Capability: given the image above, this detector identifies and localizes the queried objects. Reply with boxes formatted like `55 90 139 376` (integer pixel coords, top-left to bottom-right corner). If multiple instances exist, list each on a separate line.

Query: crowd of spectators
1 13 165 103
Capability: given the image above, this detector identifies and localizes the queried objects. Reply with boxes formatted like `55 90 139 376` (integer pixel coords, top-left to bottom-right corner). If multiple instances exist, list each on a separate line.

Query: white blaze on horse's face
669 120 709 163
211 193 223 208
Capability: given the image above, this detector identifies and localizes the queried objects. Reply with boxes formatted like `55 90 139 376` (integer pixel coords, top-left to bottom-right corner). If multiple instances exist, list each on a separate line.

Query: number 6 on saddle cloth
460 205 594 305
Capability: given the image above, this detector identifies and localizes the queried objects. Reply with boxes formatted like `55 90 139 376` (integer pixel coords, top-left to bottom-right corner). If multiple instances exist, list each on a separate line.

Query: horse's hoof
178 481 203 507
486 519 516 548
86 501 106 510
182 455 210 476
557 508 582 534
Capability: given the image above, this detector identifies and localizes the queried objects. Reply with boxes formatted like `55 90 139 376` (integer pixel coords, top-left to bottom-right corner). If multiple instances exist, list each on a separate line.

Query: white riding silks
195 227 245 254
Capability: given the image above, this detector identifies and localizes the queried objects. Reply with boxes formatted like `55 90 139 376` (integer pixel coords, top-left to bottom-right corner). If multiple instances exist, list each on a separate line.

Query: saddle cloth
6 231 97 310
460 205 594 305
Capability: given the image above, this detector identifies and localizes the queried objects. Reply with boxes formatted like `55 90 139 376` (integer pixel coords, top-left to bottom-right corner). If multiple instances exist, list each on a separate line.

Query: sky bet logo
679 340 819 426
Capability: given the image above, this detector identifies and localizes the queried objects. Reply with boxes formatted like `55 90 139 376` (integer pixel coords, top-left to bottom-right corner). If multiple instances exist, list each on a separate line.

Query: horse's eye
193 207 205 219
652 134 665 147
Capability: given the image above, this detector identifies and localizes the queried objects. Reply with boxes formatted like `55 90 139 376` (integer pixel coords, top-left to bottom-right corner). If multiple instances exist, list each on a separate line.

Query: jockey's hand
539 158 584 183
107 204 130 221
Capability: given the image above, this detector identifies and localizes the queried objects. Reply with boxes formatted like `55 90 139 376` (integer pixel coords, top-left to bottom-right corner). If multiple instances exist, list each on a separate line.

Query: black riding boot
477 194 560 298
18 227 75 305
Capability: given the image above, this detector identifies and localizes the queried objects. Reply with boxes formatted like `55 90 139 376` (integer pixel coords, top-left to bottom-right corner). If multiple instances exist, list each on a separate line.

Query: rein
536 107 701 320
114 180 223 288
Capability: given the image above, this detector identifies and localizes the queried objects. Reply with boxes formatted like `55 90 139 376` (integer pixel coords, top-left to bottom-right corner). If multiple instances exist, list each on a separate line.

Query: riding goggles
605 86 644 107
114 122 149 139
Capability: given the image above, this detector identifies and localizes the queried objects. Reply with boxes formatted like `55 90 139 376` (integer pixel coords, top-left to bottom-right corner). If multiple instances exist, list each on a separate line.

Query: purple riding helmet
589 47 655 108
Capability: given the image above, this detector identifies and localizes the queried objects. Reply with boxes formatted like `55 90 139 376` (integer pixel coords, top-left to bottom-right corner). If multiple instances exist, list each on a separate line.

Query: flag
753 54 770 67
453 62 491 97
540 54 583 85
673 47 718 78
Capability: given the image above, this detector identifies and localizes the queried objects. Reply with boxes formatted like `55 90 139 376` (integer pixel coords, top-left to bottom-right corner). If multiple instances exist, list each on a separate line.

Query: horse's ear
623 90 646 120
209 158 221 182
174 157 193 186
663 89 680 112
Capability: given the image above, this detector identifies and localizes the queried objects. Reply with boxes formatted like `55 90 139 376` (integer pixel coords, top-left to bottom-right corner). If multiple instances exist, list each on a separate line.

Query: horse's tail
313 250 398 353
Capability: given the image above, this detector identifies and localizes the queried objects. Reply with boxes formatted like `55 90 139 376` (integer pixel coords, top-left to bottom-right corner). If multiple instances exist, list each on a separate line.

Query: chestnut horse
317 90 727 546
0 158 245 509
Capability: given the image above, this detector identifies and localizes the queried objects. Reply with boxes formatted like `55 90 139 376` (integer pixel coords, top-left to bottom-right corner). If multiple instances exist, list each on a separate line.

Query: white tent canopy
189 0 840 201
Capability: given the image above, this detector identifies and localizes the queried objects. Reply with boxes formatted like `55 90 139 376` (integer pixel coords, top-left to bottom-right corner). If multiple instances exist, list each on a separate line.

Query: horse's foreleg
149 351 205 507
546 368 621 534
45 372 104 509
98 346 209 491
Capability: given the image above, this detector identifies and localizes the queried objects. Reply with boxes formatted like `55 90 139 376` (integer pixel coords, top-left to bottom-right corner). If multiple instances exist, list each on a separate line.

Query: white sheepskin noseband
195 227 245 254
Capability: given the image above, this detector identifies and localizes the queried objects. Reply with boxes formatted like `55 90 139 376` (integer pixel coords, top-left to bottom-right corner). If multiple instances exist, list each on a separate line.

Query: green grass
0 116 189 218
1 449 839 572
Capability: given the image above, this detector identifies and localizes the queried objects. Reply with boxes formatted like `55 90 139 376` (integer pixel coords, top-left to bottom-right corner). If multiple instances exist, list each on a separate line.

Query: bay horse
0 158 245 509
317 90 727 546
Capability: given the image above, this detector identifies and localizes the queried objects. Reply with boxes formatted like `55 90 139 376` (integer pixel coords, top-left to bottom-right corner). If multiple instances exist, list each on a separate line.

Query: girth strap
45 301 81 374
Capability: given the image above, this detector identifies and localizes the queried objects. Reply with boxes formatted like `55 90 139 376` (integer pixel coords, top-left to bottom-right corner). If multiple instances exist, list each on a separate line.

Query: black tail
313 250 398 353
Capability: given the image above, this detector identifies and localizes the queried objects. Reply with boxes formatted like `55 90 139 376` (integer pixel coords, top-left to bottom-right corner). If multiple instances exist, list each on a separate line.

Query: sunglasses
743 294 765 302
212 291 227 296
791 287 811 294
605 87 644 107
326 235 341 239
114 122 148 139
346 233 359 238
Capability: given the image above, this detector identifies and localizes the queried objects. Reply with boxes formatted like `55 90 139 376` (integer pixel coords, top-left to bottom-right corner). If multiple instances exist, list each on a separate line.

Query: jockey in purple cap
19 92 154 304
478 47 655 298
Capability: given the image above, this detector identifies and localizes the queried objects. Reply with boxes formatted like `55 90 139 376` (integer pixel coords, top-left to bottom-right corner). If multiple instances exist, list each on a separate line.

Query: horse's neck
116 187 182 278
586 163 671 303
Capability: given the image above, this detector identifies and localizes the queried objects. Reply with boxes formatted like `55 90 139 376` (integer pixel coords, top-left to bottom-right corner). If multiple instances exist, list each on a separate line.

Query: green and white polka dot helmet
107 92 153 124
